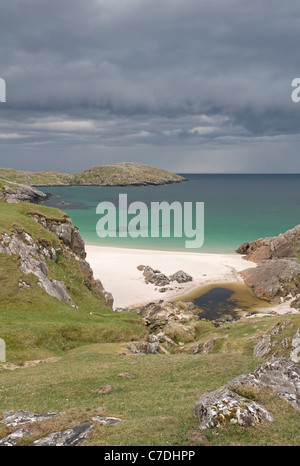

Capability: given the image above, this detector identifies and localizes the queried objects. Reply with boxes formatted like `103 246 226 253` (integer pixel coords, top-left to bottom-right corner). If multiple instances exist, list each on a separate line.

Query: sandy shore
85 245 257 309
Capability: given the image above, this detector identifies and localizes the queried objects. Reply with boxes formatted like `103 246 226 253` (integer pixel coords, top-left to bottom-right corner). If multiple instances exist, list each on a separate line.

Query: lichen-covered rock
193 387 274 430
138 265 193 287
226 358 300 411
30 214 86 259
237 225 300 303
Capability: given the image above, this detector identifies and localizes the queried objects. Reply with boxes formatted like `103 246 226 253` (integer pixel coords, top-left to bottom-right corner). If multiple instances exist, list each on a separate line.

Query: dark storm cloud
0 0 300 172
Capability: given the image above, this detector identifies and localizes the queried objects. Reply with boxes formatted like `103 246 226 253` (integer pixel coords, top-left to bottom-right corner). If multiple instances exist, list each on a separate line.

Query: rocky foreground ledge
237 225 300 307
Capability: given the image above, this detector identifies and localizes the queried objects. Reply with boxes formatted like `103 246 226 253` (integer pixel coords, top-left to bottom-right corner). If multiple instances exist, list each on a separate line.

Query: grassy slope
0 200 299 446
0 200 146 362
1 314 300 446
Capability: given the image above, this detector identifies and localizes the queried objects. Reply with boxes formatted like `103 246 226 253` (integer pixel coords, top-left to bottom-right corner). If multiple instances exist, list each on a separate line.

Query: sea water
40 174 300 253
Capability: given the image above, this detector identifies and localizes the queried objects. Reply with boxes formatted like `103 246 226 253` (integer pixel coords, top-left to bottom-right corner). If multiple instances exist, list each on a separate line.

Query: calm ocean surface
40 174 300 253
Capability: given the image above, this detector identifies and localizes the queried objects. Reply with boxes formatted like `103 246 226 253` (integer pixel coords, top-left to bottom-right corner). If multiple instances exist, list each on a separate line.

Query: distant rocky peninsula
0 162 187 187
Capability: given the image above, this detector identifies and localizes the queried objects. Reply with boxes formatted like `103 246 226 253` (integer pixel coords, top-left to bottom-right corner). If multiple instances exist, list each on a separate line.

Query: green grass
0 339 299 446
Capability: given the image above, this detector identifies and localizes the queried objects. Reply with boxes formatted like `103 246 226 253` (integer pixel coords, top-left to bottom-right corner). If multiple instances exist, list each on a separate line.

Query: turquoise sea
40 174 300 253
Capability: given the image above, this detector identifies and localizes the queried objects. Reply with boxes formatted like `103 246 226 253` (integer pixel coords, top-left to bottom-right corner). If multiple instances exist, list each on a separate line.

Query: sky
1 0 300 173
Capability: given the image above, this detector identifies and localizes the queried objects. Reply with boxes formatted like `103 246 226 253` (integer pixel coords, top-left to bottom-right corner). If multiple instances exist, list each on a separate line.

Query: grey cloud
0 0 300 172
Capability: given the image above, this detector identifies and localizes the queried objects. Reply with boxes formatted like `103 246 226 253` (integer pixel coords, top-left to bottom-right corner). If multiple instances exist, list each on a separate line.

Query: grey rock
91 416 124 426
137 300 197 332
0 231 73 306
139 265 193 287
0 429 30 446
253 335 272 358
1 410 58 427
1 183 48 204
126 334 160 355
37 278 72 305
194 386 274 430
290 329 300 363
169 270 193 283
227 358 300 411
30 423 92 446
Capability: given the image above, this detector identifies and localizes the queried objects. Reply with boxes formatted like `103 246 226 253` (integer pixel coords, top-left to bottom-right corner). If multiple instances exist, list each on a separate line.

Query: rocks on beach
137 265 193 291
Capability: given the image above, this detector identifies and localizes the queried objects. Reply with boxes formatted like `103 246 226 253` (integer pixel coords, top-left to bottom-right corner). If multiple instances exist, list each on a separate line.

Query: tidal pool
178 283 270 320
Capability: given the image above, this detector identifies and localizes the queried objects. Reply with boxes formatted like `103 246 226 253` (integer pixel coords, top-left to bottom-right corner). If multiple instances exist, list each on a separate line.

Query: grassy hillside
0 200 146 363
0 313 300 446
0 163 186 186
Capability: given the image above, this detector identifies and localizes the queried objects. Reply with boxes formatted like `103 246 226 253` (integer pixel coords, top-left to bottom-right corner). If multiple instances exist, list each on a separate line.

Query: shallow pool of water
178 283 270 320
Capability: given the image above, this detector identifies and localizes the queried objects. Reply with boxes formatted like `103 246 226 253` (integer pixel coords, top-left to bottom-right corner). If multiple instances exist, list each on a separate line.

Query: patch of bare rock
0 409 125 446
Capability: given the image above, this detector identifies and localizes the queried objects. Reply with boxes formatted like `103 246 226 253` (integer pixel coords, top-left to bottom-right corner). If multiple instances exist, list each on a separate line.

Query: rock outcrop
240 259 300 303
130 300 197 332
0 211 113 308
1 410 59 427
251 319 300 361
0 181 48 204
236 226 300 263
226 358 300 411
30 423 93 446
125 334 160 355
0 230 73 305
194 358 300 430
237 225 300 304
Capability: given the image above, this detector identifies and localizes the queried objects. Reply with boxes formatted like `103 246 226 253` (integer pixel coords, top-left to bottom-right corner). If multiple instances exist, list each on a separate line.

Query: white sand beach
85 245 257 309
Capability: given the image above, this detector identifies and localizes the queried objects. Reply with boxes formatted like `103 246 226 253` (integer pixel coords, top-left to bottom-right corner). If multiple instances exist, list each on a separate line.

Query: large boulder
193 387 274 430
